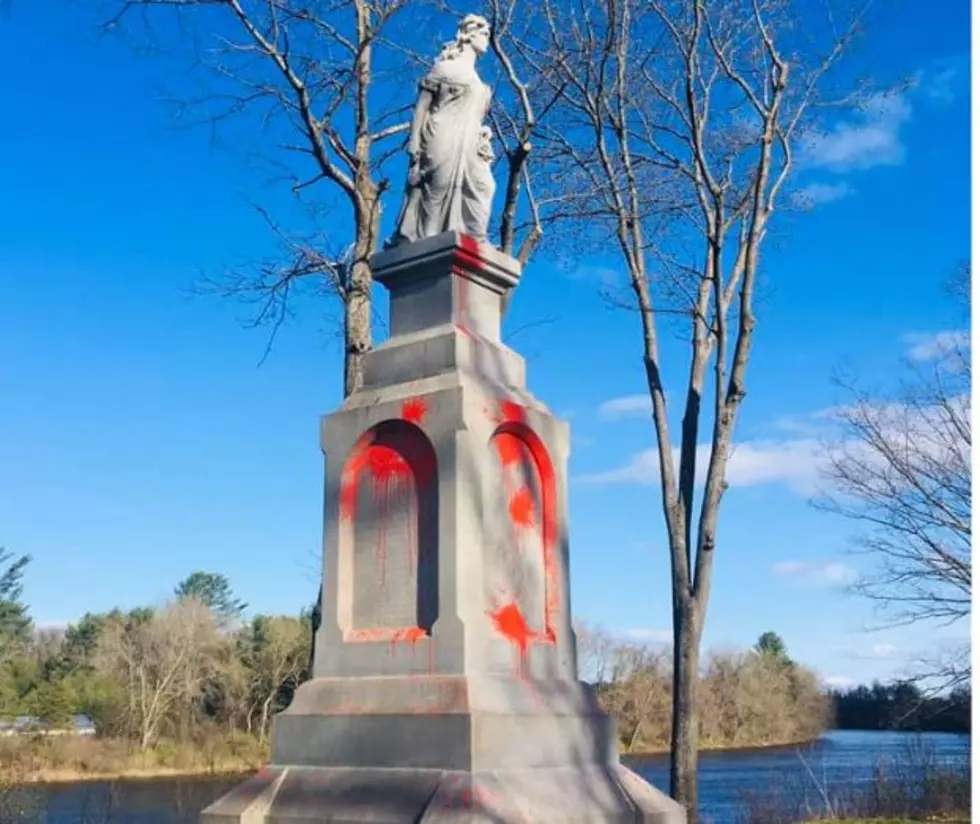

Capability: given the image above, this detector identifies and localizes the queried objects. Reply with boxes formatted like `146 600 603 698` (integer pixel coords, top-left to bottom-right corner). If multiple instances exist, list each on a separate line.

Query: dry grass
0 732 268 784
738 740 970 824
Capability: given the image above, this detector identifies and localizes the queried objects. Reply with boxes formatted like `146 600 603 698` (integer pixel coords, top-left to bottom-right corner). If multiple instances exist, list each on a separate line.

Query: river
8 730 970 823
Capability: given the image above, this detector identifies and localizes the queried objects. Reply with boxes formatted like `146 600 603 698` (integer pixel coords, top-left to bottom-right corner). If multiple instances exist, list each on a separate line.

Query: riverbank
0 734 266 786
0 732 834 784
625 735 819 758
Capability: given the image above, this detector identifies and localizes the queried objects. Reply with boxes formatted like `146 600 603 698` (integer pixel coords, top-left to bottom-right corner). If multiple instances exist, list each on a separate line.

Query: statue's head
438 13 491 61
458 13 491 55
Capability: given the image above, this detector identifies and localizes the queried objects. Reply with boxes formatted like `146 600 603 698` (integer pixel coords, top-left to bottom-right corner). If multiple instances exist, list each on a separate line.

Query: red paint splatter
452 236 484 339
392 626 426 643
338 443 366 520
489 602 538 676
365 444 410 485
489 423 562 646
339 441 411 523
493 431 522 467
508 485 535 528
363 445 412 587
401 397 428 425
348 626 425 647
499 400 526 424
338 424 438 625
458 233 481 257
388 625 426 657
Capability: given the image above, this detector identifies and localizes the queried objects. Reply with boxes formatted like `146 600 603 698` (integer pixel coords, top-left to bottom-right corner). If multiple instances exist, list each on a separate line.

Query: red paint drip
338 443 366 521
365 445 412 587
489 602 537 676
401 397 428 425
508 485 536 528
338 425 439 658
490 423 562 646
388 625 425 657
348 625 428 659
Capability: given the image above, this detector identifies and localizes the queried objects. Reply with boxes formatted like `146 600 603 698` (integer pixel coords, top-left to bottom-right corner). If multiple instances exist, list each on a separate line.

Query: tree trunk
343 261 371 398
670 599 702 818
343 178 379 399
627 717 644 753
260 694 274 743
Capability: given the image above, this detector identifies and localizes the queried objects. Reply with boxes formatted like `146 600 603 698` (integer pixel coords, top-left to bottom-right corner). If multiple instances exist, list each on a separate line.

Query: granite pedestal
201 232 685 823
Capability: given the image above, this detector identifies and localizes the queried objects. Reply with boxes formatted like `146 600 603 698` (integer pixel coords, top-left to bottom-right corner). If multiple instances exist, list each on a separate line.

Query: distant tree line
0 548 311 751
5 544 959 763
578 627 831 752
831 681 970 734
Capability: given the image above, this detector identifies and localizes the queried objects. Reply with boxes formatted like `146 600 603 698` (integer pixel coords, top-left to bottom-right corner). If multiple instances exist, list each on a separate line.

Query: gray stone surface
201 231 685 823
202 765 682 824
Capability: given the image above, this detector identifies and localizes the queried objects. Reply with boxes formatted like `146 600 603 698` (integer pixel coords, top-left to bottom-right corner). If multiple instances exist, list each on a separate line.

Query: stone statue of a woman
388 14 496 246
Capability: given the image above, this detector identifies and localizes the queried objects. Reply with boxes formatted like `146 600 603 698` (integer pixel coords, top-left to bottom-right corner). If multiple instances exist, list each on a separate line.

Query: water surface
12 730 970 823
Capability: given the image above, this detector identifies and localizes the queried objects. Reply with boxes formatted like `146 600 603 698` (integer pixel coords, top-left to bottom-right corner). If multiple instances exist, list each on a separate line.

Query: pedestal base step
200 763 685 823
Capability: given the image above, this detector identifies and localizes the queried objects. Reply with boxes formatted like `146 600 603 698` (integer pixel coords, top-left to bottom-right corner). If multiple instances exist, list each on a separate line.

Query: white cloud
917 64 960 105
869 643 899 659
621 628 672 644
844 642 901 661
800 90 912 172
904 330 970 362
823 675 856 689
598 394 653 420
791 181 856 208
569 265 620 287
577 437 825 494
772 560 858 586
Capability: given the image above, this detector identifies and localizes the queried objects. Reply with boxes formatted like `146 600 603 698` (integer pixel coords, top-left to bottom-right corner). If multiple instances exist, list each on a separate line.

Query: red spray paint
493 430 523 467
346 625 433 672
339 424 438 657
452 234 483 339
489 601 537 676
498 400 526 424
401 397 428 425
508 485 536 528
489 422 562 645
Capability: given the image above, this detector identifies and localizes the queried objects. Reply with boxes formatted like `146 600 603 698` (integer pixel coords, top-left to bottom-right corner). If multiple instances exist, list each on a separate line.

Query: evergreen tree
175 572 246 622
0 548 32 664
754 632 793 669
32 678 75 729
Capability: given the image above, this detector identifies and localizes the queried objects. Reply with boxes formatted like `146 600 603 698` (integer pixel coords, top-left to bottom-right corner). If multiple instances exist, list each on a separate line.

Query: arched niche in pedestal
486 421 560 653
336 420 439 643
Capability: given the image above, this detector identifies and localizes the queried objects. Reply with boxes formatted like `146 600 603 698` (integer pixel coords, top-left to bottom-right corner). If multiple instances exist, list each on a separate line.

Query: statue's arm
407 85 435 159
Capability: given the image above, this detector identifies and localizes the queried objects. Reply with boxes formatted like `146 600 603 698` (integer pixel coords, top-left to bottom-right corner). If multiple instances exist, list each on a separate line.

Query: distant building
0 714 96 737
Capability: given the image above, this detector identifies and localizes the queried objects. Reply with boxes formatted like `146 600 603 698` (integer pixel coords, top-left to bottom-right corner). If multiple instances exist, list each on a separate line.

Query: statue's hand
476 126 494 163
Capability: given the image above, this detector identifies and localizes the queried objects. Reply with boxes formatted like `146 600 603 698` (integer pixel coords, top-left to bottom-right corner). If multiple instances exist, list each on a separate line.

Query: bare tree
95 599 224 748
105 0 544 391
241 615 309 740
102 0 554 691
818 267 971 687
506 0 865 812
607 642 672 753
574 620 621 685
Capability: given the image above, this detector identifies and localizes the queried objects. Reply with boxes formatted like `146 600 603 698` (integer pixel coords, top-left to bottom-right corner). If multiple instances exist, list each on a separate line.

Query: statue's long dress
394 57 495 242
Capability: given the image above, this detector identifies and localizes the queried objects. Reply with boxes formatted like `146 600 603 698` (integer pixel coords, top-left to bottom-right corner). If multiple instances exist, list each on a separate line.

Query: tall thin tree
506 0 865 812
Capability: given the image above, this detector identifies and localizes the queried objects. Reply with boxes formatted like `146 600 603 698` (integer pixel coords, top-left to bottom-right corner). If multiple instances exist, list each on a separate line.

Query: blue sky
0 1 970 689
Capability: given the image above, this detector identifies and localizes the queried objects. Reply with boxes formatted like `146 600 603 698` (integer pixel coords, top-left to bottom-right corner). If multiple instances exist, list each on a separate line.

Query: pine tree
33 678 75 729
